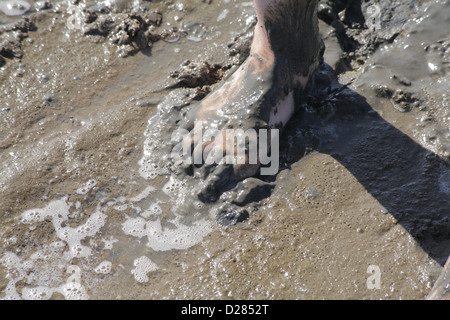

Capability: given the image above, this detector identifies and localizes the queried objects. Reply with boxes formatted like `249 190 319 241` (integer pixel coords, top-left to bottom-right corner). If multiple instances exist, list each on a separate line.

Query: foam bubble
101 237 118 250
2 276 21 300
94 261 112 274
162 175 185 195
20 196 107 259
21 286 53 300
0 251 33 277
122 214 214 252
138 158 163 180
122 216 147 238
0 252 34 299
131 256 158 283
129 186 156 202
149 202 162 215
21 198 70 224
113 203 128 211
139 201 162 218
76 179 97 195
60 282 89 300
0 0 30 16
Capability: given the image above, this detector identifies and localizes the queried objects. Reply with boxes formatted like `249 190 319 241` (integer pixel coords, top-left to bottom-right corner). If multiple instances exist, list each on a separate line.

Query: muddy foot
172 0 324 202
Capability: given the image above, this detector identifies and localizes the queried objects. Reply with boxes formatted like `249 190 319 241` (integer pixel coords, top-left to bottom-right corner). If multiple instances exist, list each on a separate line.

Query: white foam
122 214 214 252
0 0 30 16
0 252 35 300
94 261 112 274
7 280 90 300
20 196 107 259
129 186 156 202
149 202 163 216
122 216 148 238
76 179 97 195
162 175 185 195
101 237 118 250
138 160 160 180
2 276 22 300
160 175 195 214
59 282 89 300
2 152 215 298
113 203 128 211
131 256 158 283
21 286 53 300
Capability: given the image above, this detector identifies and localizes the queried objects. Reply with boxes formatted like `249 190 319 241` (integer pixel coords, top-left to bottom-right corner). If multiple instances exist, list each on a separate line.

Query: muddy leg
178 0 324 202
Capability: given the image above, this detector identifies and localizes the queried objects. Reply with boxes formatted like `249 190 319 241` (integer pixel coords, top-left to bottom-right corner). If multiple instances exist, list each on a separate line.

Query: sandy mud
0 0 449 299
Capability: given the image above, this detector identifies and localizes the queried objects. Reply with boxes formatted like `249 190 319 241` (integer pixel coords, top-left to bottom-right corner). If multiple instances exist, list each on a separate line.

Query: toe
197 163 234 203
233 162 260 180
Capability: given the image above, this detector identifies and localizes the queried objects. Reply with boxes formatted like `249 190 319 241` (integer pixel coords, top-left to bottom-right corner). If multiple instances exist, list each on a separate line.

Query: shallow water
0 0 449 299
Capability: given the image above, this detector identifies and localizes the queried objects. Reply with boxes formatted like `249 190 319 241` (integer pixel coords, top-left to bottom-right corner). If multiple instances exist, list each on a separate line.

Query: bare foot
176 0 324 202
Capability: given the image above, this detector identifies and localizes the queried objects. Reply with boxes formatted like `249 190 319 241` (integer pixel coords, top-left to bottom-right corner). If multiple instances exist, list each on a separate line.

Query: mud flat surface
0 0 449 299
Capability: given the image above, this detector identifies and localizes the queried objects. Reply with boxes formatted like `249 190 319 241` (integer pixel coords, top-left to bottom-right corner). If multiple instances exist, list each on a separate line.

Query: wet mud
0 0 449 299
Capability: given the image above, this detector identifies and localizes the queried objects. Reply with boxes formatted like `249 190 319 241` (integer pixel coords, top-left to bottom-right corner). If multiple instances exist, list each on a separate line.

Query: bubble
193 201 204 210
0 0 30 16
113 203 128 211
50 241 66 248
101 237 118 250
139 201 163 219
162 176 185 195
138 160 160 180
131 256 158 283
94 261 112 274
129 186 156 202
122 213 214 252
149 202 162 215
76 179 97 195
60 282 89 300
122 217 147 238
181 22 208 42
21 287 53 300
20 197 107 260
21 210 43 224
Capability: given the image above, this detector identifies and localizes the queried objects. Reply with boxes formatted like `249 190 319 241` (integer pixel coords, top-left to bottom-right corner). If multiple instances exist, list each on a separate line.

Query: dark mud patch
165 60 232 93
0 16 37 60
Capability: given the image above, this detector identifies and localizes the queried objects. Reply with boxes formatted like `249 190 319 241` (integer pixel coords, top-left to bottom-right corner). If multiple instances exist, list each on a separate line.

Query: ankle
249 21 275 64
258 0 323 77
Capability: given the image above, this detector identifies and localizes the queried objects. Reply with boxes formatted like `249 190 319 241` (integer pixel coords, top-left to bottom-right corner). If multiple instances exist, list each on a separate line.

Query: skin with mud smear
178 0 324 202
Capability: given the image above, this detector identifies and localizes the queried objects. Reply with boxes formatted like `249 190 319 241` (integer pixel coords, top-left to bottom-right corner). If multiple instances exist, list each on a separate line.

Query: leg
179 0 323 201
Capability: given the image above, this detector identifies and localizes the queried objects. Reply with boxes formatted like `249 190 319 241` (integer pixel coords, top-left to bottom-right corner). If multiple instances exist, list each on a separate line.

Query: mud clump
83 15 115 37
82 10 163 57
0 16 36 61
166 61 232 93
0 37 23 59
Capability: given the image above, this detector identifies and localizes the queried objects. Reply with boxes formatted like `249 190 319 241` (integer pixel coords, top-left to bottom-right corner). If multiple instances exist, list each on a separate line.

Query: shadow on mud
274 64 450 267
